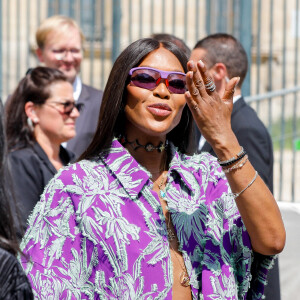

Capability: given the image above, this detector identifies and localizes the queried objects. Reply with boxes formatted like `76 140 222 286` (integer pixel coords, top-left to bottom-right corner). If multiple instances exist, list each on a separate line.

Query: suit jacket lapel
77 84 90 104
33 143 57 174
231 96 246 118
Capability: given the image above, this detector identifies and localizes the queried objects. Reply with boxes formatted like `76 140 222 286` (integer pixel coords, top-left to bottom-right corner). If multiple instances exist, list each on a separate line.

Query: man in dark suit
190 33 280 299
35 15 103 158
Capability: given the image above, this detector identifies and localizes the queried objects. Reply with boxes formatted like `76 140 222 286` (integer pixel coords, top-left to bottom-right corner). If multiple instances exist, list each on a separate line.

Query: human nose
69 106 80 118
62 50 74 62
56 50 74 61
153 79 171 100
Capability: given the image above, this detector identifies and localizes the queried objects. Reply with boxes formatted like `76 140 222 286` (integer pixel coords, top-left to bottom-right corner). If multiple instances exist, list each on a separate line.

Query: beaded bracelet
231 171 258 200
222 155 249 174
218 146 246 167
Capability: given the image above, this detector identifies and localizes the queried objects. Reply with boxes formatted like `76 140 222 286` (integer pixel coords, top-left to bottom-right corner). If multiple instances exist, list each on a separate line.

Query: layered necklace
152 171 191 287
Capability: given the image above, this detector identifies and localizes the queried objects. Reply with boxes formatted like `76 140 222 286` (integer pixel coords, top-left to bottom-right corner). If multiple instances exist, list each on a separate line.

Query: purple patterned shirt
20 139 273 299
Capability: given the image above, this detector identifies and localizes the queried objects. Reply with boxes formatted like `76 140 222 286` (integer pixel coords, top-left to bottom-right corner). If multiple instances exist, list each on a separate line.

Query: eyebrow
51 47 81 50
57 99 76 103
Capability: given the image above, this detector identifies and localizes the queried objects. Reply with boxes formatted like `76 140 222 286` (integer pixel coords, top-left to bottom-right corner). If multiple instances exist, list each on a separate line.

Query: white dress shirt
72 76 82 101
62 77 82 148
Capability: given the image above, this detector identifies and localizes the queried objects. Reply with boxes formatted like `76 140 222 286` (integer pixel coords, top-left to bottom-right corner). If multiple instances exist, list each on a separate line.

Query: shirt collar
233 94 242 104
167 143 195 193
73 76 82 101
99 139 194 200
99 139 151 200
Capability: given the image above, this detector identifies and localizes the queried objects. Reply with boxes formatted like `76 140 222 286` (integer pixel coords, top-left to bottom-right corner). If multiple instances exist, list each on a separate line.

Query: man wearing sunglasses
190 33 279 300
35 15 103 158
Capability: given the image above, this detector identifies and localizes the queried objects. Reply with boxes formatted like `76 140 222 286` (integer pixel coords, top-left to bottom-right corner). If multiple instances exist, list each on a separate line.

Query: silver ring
205 80 216 92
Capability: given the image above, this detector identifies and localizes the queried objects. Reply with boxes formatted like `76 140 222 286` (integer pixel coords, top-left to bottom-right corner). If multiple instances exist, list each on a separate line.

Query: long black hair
80 38 195 160
0 100 21 255
5 66 67 151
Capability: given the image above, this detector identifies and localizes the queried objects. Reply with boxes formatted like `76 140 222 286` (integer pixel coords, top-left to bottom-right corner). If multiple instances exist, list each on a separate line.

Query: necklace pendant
160 190 166 198
145 143 155 152
158 142 165 152
133 140 139 150
167 228 176 241
180 271 190 287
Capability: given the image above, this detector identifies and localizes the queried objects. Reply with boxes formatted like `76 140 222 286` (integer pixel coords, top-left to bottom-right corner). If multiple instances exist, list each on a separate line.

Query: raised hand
185 59 240 159
184 61 285 256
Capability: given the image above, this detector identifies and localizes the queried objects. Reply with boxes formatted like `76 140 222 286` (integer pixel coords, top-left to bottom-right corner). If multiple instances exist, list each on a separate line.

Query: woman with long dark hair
20 39 285 299
0 100 33 299
6 67 81 232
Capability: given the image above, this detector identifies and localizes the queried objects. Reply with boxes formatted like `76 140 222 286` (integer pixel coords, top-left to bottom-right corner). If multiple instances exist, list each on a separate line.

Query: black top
9 142 74 232
0 248 33 299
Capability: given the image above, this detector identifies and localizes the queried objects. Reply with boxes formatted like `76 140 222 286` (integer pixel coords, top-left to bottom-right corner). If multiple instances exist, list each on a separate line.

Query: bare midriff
153 183 193 300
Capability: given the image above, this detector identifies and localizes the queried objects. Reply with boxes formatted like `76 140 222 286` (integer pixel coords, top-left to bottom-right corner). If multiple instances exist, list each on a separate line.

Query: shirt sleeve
9 151 44 229
19 170 98 299
199 155 274 298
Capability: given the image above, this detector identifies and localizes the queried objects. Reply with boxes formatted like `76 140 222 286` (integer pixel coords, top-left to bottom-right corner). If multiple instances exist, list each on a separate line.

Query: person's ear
25 101 39 124
36 48 44 63
211 63 227 82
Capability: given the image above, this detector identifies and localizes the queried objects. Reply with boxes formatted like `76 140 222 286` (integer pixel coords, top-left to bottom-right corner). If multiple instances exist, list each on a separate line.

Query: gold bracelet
222 155 248 174
232 171 258 199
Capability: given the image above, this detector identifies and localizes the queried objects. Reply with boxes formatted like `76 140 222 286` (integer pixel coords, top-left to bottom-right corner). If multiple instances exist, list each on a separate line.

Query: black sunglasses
45 101 84 116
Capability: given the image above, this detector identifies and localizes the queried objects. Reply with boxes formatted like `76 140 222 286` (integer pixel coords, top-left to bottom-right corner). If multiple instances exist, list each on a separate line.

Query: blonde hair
36 15 85 49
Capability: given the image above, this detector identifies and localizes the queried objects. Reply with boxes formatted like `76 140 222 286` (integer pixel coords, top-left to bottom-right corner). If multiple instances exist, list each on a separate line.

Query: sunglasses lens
131 69 159 90
75 103 84 112
167 74 187 94
63 102 74 114
62 102 83 115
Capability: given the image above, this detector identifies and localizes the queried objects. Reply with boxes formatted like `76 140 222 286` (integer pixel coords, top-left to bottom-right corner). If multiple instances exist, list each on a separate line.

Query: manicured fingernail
188 71 193 78
189 61 195 69
199 60 205 68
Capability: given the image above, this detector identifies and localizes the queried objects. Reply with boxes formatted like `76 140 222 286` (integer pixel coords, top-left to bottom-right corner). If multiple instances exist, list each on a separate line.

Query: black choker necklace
119 135 168 153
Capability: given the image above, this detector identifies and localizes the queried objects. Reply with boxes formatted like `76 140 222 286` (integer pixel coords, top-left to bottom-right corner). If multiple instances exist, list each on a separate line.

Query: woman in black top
6 67 82 232
0 100 33 299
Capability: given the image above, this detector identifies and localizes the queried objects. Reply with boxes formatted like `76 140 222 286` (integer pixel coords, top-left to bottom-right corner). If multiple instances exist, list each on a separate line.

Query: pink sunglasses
129 67 187 94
